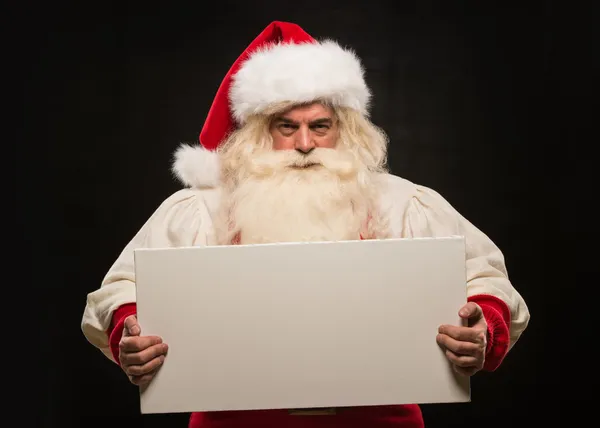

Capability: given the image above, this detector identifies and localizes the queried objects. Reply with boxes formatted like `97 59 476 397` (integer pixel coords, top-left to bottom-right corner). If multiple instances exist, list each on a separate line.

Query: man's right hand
119 314 168 386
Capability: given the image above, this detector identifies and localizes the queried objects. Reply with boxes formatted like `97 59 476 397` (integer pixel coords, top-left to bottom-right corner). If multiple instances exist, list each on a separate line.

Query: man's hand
437 302 488 377
119 315 168 386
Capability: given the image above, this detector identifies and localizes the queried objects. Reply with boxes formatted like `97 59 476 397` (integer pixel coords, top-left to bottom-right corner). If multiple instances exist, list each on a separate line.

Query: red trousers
189 405 424 427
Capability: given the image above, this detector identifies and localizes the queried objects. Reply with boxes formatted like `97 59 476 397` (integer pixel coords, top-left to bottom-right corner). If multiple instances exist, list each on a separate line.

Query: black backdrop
22 1 591 427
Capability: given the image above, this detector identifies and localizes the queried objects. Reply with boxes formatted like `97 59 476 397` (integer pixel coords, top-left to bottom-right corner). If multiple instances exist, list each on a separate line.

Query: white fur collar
171 144 221 188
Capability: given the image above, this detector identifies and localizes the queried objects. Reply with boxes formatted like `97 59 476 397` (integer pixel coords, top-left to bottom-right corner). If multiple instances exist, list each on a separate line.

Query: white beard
216 147 376 245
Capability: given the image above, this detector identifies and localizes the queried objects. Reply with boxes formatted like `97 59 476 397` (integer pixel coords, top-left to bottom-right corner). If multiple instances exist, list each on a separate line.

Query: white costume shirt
81 172 530 363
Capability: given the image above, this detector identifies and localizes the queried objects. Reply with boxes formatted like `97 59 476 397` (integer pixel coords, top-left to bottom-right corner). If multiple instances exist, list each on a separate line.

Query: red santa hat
173 20 371 188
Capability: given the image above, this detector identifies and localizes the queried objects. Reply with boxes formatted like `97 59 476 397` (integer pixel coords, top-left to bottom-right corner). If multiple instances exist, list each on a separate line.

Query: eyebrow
275 117 334 126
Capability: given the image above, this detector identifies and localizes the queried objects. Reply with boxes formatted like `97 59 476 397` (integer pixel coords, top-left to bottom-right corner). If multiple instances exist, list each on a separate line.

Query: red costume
82 20 530 428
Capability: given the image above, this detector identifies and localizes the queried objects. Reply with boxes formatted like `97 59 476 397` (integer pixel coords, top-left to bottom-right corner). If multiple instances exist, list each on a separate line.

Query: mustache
247 148 358 179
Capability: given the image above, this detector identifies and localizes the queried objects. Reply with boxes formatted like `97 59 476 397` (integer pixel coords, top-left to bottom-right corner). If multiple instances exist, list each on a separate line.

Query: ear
171 144 221 188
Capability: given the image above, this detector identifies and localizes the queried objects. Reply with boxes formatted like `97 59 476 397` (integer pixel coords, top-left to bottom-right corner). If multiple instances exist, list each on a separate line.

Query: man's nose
294 127 315 154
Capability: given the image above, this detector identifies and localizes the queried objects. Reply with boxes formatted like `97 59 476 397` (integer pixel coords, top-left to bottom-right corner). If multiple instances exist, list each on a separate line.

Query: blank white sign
134 237 470 414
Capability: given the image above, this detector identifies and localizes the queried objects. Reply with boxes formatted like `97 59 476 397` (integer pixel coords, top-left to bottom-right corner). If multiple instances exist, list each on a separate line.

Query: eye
278 123 297 130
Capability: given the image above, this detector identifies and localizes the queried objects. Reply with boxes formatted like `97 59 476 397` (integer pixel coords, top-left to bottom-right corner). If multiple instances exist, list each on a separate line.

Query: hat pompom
172 144 221 188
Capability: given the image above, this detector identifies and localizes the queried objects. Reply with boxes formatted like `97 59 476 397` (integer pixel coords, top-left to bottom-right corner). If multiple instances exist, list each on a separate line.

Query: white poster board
134 237 470 414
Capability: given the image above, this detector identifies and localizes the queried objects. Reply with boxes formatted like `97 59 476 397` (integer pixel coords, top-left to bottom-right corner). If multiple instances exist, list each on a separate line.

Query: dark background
21 1 591 427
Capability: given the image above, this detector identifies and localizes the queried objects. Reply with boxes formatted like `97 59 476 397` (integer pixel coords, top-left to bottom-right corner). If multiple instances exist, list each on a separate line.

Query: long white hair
214 101 390 245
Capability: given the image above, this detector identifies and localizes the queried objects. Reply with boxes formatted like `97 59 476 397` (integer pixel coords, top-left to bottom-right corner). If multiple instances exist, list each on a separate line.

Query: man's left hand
437 302 488 376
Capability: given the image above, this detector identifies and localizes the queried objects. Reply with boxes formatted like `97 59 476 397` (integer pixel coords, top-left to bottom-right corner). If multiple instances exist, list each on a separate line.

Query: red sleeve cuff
467 294 511 371
107 303 137 365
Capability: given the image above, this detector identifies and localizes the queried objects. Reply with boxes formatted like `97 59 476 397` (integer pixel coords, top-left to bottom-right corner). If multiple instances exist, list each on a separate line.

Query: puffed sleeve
81 188 214 363
402 184 530 371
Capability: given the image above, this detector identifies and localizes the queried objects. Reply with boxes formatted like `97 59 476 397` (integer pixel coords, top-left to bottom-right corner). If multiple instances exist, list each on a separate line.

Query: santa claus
81 21 530 428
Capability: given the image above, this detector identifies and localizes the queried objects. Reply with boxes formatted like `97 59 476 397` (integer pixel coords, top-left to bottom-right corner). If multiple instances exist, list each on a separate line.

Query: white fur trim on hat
172 144 221 188
230 39 371 123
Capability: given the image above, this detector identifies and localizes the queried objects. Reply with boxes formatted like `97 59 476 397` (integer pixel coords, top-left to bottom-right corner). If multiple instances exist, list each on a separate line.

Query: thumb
123 315 140 337
459 302 482 320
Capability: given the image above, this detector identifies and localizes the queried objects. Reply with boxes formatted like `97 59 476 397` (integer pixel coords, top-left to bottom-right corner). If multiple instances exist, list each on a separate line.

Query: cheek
272 135 294 151
318 134 338 149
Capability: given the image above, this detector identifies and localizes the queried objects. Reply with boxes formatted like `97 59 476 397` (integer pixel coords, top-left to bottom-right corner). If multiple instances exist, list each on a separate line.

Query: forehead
276 102 335 121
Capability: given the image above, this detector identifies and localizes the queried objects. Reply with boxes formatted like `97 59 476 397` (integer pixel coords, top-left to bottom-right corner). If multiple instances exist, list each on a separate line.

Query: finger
120 335 163 353
453 365 479 377
130 368 160 386
438 325 482 343
126 354 166 377
121 343 169 366
459 302 483 320
436 334 482 356
444 349 479 368
123 315 140 336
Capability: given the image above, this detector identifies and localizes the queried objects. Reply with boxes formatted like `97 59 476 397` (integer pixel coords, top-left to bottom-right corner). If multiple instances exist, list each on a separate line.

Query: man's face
217 102 376 245
269 103 339 153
